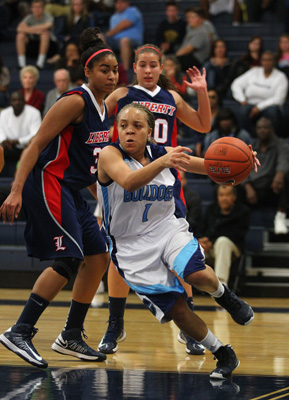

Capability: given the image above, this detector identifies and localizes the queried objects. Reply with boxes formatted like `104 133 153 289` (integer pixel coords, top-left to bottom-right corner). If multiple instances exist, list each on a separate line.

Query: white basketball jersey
97 144 177 240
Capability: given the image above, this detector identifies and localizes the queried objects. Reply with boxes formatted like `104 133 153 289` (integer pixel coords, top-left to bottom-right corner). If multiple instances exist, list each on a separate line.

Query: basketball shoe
52 328 106 361
177 331 206 355
98 317 126 354
0 323 48 368
214 284 254 325
210 345 240 379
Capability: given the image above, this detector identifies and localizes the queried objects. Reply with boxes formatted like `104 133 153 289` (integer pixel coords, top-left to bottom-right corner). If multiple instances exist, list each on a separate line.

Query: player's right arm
0 95 85 224
105 87 128 117
98 145 192 192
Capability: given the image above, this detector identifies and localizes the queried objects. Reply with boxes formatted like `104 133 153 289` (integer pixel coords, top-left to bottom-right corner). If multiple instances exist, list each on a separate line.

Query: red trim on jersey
43 126 74 224
66 90 83 96
177 169 187 208
171 118 178 147
111 105 119 143
43 171 62 225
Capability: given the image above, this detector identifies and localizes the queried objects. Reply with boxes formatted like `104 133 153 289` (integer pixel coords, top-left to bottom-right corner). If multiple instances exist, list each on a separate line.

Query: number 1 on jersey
142 203 152 222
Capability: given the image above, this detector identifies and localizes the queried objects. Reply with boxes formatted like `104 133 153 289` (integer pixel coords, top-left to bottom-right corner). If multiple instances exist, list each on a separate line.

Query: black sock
108 296 127 319
16 293 50 326
64 299 90 331
187 296 194 311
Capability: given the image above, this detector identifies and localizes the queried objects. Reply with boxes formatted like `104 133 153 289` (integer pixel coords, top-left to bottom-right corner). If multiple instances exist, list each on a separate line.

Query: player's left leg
167 295 240 380
176 278 205 355
52 252 109 362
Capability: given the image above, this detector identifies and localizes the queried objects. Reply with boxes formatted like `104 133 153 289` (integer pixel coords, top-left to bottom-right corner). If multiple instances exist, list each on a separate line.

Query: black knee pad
52 257 82 280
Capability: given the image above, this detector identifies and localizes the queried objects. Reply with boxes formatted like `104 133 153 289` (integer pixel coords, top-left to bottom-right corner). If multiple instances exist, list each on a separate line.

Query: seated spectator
225 35 263 95
203 38 232 99
242 0 280 22
208 88 222 130
275 33 289 81
179 170 203 236
102 0 144 74
20 65 45 113
0 91 42 177
197 184 251 288
240 117 289 235
0 56 10 109
53 0 92 54
231 50 288 136
163 55 189 99
200 0 242 24
155 1 186 55
176 7 212 72
202 107 252 156
45 0 70 18
16 0 58 69
43 69 72 116
54 42 86 86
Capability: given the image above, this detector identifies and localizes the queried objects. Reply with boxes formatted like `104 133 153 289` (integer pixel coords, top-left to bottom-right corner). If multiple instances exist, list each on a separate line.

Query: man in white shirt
0 90 42 176
231 50 288 136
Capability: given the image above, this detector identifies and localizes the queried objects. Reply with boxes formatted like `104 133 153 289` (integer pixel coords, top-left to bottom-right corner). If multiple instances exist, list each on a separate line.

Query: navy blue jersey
112 85 178 146
38 84 110 191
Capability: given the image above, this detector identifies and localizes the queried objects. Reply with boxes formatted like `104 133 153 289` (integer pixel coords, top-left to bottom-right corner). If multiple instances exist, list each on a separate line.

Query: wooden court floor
1 289 289 399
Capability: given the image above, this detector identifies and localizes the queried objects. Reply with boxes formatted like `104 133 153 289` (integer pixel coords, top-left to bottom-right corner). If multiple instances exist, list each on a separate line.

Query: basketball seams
204 137 253 186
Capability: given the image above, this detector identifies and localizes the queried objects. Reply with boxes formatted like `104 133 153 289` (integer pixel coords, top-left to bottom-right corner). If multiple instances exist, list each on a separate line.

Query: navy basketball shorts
111 217 206 323
22 167 107 261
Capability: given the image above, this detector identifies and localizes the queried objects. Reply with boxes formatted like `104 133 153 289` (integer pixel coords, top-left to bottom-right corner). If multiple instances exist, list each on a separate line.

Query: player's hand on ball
249 145 261 173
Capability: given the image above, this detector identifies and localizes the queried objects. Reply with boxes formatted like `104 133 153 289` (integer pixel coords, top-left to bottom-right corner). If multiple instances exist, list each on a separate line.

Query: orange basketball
204 137 253 186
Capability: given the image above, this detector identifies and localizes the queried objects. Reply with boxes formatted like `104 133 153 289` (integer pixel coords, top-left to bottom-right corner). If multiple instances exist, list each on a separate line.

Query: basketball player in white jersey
97 103 260 380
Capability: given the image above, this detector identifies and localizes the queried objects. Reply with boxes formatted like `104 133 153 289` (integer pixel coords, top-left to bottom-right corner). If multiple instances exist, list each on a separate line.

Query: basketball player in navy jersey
98 44 212 355
0 27 119 369
97 103 259 379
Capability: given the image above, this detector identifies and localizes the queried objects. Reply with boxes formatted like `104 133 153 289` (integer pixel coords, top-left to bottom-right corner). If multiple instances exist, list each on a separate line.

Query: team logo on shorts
54 236 66 251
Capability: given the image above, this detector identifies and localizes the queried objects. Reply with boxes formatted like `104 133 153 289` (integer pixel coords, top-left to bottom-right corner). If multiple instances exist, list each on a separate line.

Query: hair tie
85 49 113 68
135 46 162 58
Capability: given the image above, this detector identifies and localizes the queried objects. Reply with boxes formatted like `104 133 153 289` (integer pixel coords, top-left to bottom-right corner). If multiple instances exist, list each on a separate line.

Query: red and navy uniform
112 85 178 147
23 84 109 260
111 85 186 216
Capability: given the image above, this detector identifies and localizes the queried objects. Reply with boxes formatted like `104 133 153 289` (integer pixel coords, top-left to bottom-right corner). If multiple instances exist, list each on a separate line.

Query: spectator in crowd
200 0 242 25
53 0 92 54
275 33 289 81
163 55 189 99
0 91 42 177
242 0 281 22
226 35 263 93
20 65 45 113
45 0 70 18
241 117 289 235
0 56 10 109
203 38 232 99
202 107 252 156
155 1 186 55
43 69 72 116
179 170 203 236
102 0 144 74
208 88 222 130
231 50 288 135
53 42 86 86
197 184 251 288
176 7 212 72
16 0 57 70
